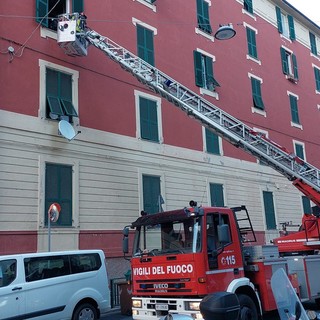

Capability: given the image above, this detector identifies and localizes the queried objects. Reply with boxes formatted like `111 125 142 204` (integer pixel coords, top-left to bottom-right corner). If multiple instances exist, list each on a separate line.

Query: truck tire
238 294 258 320
72 302 98 320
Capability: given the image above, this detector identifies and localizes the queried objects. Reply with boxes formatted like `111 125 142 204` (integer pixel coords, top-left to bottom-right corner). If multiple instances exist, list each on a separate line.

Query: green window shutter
280 47 289 75
197 0 212 34
137 25 154 66
205 55 220 88
246 27 257 58
292 54 298 80
309 32 318 55
45 163 73 226
295 143 304 160
263 191 276 230
73 0 84 13
288 15 295 40
36 0 49 27
251 78 264 110
244 0 253 14
314 68 320 91
206 129 220 155
139 97 159 142
289 95 300 124
194 51 204 87
143 175 161 214
302 196 312 214
276 7 283 34
210 183 224 207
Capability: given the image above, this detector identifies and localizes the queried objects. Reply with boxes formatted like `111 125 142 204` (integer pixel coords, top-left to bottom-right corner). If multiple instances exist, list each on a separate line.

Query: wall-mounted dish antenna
58 120 80 141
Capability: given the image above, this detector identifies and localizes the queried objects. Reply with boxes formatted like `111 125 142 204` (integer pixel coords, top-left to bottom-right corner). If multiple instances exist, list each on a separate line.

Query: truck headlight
132 299 142 308
185 301 200 311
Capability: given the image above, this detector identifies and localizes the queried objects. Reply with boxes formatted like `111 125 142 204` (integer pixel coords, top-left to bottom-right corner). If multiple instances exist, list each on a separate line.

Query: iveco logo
153 283 169 289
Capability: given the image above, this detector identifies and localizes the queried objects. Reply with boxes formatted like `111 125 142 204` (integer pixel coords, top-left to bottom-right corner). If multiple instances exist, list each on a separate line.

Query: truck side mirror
217 224 231 244
122 227 129 254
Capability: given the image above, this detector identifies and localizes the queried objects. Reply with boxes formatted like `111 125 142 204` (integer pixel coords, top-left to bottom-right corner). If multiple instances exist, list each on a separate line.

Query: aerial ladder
57 15 320 214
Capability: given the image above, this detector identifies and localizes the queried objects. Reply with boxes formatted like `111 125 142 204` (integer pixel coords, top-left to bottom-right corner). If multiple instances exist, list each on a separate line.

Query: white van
0 250 111 320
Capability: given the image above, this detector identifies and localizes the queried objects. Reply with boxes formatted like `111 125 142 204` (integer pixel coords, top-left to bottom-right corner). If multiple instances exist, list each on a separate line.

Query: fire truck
56 15 320 320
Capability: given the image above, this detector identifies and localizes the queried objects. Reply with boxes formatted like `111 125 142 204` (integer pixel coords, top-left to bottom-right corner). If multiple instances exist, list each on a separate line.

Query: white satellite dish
58 120 77 141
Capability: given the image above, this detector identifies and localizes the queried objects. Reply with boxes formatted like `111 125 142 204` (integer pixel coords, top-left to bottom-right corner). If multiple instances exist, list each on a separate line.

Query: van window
70 253 101 273
24 255 70 282
24 253 102 282
0 259 17 287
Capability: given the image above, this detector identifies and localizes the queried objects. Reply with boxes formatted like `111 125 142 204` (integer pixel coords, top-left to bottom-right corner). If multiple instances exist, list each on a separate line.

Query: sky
285 0 320 26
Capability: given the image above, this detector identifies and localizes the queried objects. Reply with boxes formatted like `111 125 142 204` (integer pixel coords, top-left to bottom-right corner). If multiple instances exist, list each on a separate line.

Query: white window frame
134 90 163 143
132 18 158 35
195 0 214 42
287 90 302 130
138 168 166 214
248 73 266 116
202 127 223 155
195 48 219 100
38 154 80 229
280 12 290 40
282 46 295 79
243 22 261 65
133 0 157 12
206 178 227 207
39 59 80 126
313 64 320 95
293 140 306 161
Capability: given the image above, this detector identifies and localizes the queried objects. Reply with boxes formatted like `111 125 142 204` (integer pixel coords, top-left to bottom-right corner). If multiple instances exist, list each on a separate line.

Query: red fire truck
56 15 320 320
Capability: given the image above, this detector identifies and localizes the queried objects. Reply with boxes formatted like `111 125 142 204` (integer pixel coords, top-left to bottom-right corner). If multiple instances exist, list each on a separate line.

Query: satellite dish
58 120 77 141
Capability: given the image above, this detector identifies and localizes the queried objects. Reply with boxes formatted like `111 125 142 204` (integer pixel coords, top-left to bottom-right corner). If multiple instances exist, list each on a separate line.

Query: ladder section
232 206 256 243
84 30 320 195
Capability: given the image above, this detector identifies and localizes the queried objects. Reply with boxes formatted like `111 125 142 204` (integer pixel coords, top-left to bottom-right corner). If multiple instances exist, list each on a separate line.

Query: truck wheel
238 294 258 320
72 303 98 320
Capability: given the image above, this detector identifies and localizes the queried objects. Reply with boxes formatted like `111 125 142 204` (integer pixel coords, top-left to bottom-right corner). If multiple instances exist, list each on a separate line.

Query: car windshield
132 216 202 256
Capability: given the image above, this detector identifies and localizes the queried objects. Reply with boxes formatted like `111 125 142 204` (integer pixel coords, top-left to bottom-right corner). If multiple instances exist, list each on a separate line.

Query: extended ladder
70 29 320 202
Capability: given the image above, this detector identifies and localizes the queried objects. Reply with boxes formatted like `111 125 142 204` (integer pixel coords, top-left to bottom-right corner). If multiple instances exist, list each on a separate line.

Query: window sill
195 28 214 42
310 52 320 61
242 9 256 20
246 54 261 65
280 34 292 42
251 107 266 117
40 26 57 40
285 75 298 84
133 0 156 12
291 121 303 130
316 90 320 95
200 88 219 100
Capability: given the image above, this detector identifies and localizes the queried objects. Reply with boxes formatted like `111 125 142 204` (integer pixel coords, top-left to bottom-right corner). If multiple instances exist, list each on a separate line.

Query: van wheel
72 303 98 320
238 294 258 320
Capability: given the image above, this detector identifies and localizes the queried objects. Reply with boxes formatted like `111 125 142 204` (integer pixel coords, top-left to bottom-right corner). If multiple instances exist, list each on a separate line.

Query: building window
263 191 276 230
210 183 224 207
36 0 84 30
309 32 318 56
251 77 264 110
139 97 159 142
244 0 253 14
196 0 212 34
194 50 219 91
314 66 320 92
294 141 305 160
137 24 154 66
46 68 78 122
289 94 300 125
276 6 295 40
39 60 79 124
246 27 258 59
45 163 73 227
280 47 298 81
142 175 162 214
302 196 312 214
205 128 220 155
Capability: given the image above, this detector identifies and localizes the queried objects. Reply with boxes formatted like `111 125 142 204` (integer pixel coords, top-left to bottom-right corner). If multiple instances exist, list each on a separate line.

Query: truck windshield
133 216 202 256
